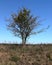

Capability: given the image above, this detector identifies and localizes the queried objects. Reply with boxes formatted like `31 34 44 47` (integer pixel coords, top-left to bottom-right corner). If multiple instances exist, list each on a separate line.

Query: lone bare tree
7 8 49 44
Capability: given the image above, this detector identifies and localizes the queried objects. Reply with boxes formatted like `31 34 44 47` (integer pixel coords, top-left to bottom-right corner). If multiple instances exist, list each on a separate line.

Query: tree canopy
7 8 49 44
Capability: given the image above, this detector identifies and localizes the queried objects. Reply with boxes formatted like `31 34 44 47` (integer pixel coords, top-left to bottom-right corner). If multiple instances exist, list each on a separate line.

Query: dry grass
0 44 52 65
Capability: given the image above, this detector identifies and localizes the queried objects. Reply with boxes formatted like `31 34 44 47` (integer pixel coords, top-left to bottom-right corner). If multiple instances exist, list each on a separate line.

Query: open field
0 44 52 65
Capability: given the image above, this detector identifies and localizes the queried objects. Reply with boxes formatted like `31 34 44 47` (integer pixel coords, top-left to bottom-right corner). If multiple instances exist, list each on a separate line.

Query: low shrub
10 55 20 62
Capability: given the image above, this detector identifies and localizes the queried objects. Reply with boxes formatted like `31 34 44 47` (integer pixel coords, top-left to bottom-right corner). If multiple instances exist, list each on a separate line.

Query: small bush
46 53 52 61
10 55 20 62
32 62 40 65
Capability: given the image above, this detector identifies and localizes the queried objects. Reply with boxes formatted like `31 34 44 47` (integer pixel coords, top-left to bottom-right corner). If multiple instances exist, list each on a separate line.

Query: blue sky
0 0 52 44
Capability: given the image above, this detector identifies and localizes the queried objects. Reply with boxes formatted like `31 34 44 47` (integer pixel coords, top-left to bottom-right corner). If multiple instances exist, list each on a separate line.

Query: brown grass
0 44 52 65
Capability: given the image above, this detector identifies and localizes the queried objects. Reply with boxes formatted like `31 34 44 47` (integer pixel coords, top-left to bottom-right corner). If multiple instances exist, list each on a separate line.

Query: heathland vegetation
0 44 52 65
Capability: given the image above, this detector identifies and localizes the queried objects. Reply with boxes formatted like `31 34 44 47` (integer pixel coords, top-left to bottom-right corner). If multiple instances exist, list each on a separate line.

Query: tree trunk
22 37 26 45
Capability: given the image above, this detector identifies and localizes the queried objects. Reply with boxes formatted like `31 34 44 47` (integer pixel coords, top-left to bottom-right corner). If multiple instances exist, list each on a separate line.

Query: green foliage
10 55 20 62
7 7 47 44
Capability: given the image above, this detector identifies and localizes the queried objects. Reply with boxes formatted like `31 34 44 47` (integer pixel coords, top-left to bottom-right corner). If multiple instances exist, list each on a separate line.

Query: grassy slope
0 44 52 65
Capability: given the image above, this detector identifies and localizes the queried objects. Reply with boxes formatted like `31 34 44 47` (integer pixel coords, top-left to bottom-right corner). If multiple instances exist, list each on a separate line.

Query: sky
0 0 52 44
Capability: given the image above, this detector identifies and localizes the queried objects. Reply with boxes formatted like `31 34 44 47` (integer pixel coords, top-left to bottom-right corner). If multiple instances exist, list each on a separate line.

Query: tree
7 8 49 44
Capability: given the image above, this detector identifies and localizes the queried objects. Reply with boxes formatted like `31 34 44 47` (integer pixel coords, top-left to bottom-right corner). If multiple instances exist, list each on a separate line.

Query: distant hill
0 44 52 65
